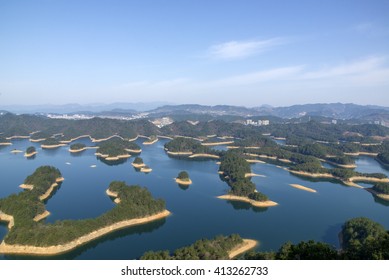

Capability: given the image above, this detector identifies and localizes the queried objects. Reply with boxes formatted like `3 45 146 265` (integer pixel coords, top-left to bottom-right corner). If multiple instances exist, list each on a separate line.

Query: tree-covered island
0 167 169 256
69 143 87 153
175 171 192 185
132 157 146 168
24 146 37 158
218 151 277 207
164 137 220 159
95 137 141 161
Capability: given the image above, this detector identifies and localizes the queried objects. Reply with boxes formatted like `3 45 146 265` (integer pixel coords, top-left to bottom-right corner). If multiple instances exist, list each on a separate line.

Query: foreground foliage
141 234 243 260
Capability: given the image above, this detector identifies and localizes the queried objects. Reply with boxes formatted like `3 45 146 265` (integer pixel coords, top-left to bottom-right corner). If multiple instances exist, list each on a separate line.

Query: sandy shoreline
131 163 146 168
11 149 23 154
125 148 142 154
289 184 317 193
0 211 14 229
29 138 46 143
245 173 266 178
143 138 158 145
218 195 278 208
69 146 98 153
33 211 50 222
167 151 193 156
6 136 30 140
175 178 192 185
41 144 67 149
19 184 34 190
188 153 220 159
157 135 174 140
246 159 266 164
201 141 234 146
228 239 258 259
60 135 92 144
344 152 378 157
140 167 152 173
24 151 37 158
0 142 12 146
95 152 131 161
39 177 64 201
0 210 171 256
289 170 388 188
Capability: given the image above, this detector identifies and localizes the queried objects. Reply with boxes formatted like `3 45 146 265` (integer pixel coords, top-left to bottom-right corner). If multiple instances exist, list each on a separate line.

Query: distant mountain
2 102 389 123
0 102 172 114
148 103 389 121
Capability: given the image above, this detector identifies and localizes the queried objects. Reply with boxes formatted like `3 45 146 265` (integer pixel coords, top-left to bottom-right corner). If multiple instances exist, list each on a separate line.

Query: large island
0 166 170 256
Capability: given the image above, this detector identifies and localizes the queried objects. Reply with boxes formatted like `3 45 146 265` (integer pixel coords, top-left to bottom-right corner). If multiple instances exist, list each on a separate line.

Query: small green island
0 166 170 256
218 151 278 208
69 143 87 153
132 157 146 168
24 146 37 158
175 171 192 185
164 137 220 159
95 137 141 161
141 234 257 260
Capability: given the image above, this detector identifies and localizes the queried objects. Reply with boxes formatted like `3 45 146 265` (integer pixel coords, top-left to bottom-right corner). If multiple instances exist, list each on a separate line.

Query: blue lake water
0 139 389 259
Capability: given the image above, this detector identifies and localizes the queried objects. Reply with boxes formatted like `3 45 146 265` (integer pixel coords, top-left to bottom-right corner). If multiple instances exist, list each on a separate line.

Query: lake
0 139 388 259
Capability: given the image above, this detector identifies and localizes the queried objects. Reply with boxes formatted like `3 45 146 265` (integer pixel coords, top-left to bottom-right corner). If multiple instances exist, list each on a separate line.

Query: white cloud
300 56 387 80
207 38 285 60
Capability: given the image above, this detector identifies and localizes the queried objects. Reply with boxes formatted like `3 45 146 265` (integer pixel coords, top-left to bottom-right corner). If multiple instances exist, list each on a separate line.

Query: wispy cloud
207 38 285 60
300 56 387 80
112 55 389 105
353 22 389 37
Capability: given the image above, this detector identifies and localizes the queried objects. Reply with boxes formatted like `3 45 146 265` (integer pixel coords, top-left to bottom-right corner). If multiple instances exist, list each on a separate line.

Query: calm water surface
0 139 388 259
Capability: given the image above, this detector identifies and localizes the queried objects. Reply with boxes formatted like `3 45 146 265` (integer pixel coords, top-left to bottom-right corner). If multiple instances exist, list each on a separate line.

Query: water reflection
226 200 269 213
96 157 128 166
4 218 168 260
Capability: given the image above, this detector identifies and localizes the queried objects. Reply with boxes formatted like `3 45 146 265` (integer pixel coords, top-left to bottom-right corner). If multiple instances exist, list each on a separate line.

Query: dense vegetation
0 166 62 227
26 146 36 154
377 151 389 165
164 137 216 155
177 171 190 180
133 157 144 164
340 217 389 259
244 217 389 260
219 151 268 201
372 182 389 195
141 234 243 260
70 143 86 150
96 137 141 157
0 170 166 246
41 138 62 146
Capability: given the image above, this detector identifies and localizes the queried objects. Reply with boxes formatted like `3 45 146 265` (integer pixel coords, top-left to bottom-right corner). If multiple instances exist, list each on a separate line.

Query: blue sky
1 0 389 107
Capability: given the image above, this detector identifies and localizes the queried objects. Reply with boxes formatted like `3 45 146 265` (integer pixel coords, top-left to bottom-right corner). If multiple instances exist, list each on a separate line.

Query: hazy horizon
1 0 389 107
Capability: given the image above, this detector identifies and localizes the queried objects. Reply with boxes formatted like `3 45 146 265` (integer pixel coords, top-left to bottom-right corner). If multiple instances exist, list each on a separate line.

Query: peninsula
0 168 170 256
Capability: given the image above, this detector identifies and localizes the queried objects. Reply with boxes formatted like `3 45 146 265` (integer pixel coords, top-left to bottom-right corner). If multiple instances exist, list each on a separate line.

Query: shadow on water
26 155 37 160
41 148 64 156
322 223 342 248
226 200 269 213
4 218 167 260
370 194 389 207
96 157 128 166
70 151 85 157
178 184 189 191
